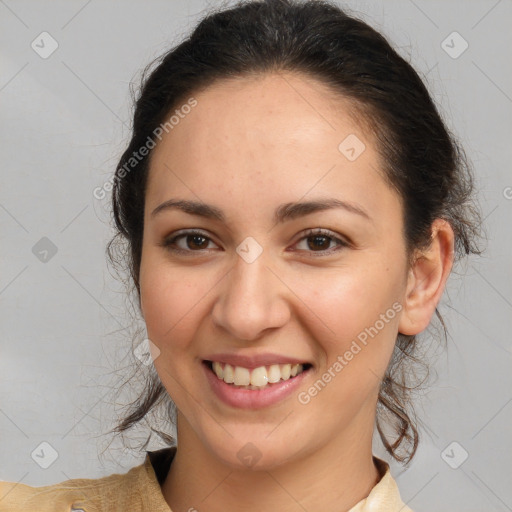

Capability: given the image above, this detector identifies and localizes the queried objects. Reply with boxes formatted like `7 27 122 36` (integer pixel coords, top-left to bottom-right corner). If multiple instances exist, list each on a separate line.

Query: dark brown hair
106 0 483 465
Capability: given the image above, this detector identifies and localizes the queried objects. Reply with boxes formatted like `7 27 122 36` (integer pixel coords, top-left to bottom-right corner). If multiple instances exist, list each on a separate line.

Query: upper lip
203 352 312 369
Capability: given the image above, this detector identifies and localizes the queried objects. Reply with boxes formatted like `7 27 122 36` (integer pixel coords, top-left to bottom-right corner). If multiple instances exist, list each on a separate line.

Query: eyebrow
150 198 371 224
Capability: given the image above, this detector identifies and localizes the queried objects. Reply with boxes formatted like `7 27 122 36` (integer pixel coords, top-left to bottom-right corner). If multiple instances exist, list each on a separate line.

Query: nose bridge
212 242 289 340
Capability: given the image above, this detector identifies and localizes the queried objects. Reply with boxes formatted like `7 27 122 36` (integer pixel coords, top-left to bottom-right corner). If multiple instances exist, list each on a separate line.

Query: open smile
202 360 313 409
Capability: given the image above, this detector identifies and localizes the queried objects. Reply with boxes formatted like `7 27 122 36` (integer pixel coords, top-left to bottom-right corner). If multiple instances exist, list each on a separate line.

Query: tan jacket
0 448 413 511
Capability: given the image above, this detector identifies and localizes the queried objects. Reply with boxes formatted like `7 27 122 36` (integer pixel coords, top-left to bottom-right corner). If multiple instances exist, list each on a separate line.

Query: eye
160 228 349 256
292 228 349 255
160 229 219 254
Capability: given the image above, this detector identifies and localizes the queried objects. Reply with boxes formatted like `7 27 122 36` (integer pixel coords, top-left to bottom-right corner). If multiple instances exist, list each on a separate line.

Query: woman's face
139 72 410 469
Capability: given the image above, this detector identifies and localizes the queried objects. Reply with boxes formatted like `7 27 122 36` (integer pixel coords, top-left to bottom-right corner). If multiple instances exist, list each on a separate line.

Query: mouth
203 360 313 391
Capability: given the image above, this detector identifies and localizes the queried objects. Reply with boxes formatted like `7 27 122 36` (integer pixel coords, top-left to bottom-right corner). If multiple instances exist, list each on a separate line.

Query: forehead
146 72 399 225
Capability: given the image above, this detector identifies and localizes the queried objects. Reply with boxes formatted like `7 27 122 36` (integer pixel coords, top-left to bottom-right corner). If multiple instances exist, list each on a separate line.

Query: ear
398 219 455 335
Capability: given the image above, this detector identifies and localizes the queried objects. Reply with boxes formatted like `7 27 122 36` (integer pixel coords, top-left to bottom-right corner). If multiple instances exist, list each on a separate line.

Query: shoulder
348 456 414 512
0 460 148 512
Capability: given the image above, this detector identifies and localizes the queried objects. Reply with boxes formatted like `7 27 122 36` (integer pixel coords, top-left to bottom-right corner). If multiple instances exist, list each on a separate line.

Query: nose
211 248 290 341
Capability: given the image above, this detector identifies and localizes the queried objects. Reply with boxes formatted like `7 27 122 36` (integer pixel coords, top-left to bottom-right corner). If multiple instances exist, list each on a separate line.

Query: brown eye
185 234 209 250
306 234 332 251
161 230 219 254
294 228 349 255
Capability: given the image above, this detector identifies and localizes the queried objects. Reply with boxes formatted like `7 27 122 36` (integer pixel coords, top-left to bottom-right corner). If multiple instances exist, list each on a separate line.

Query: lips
202 352 312 369
202 359 312 409
204 360 312 388
201 352 314 408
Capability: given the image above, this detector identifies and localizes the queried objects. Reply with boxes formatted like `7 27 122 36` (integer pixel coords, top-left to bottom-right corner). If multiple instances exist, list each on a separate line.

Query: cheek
140 264 213 349
300 264 401 345
294 262 402 403
300 274 400 414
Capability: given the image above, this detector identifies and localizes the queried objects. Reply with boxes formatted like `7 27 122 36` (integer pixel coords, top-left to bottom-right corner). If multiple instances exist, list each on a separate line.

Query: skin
138 72 454 512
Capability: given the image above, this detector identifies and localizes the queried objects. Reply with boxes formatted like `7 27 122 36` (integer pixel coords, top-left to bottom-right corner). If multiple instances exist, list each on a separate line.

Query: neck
162 412 382 512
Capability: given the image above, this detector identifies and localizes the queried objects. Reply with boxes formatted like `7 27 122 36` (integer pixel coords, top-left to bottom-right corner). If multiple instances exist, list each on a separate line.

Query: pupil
189 235 207 249
308 235 328 250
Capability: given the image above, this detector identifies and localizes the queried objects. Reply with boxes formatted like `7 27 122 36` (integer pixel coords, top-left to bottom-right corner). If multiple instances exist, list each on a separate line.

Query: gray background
1 1 511 511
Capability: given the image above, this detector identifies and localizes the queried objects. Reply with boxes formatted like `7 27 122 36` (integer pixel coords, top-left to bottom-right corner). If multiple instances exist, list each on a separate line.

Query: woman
0 0 482 510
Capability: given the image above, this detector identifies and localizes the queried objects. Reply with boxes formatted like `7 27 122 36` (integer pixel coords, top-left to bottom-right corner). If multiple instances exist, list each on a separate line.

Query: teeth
281 364 291 380
210 361 306 389
250 366 268 387
234 366 250 386
267 364 281 383
223 364 234 383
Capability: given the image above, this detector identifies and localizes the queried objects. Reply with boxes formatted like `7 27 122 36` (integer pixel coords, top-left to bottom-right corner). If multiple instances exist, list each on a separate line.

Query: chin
199 427 310 471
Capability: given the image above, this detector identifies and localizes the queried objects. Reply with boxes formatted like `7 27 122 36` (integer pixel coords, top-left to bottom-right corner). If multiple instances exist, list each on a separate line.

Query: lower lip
203 361 311 409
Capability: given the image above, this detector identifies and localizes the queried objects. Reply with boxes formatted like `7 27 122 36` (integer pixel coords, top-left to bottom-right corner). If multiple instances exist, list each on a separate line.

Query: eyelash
160 228 350 257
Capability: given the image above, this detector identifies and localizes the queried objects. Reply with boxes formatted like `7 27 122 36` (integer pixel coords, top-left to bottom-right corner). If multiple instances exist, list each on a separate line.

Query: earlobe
398 219 455 336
